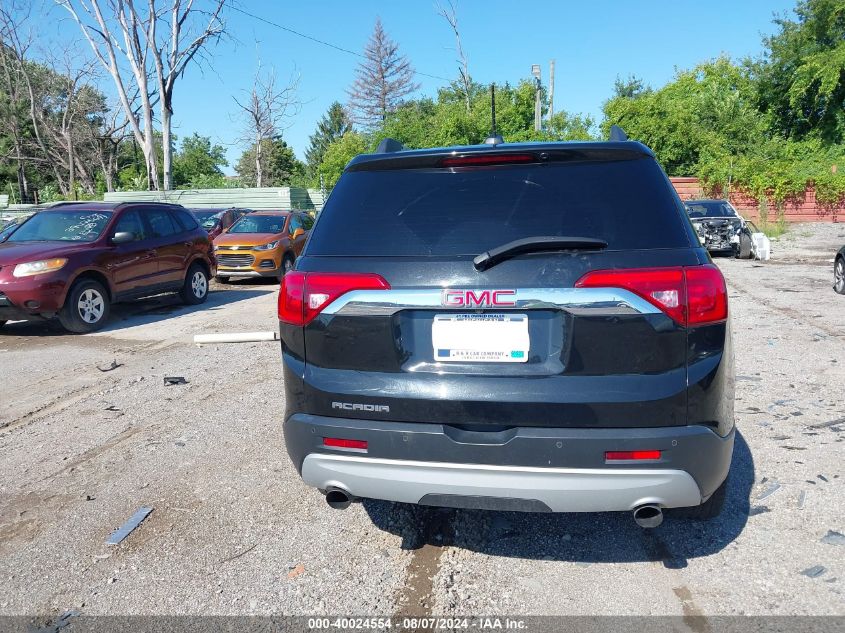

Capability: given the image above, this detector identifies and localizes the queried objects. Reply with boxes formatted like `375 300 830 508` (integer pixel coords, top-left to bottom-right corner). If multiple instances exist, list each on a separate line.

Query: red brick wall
669 177 842 223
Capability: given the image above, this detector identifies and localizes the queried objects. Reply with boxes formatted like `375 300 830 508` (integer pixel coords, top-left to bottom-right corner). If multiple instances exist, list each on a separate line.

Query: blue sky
51 0 798 174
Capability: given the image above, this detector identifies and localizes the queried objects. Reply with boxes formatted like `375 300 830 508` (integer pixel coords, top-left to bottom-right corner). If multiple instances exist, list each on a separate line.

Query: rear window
307 158 690 256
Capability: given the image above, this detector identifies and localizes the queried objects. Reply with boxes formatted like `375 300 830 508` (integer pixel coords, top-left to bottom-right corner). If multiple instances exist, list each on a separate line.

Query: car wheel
277 255 295 282
834 258 845 295
737 233 752 259
215 275 230 284
671 476 727 520
58 279 111 333
282 255 295 275
180 263 209 305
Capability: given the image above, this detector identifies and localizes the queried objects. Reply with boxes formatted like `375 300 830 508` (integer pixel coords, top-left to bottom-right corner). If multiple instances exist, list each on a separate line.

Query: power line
228 5 452 83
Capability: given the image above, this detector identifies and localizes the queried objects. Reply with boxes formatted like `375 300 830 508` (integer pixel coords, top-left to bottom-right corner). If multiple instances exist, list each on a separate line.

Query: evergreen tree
305 102 351 179
346 18 419 128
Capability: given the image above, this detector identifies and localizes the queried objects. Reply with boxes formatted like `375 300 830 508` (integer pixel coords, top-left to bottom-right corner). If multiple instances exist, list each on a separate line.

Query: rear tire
834 258 845 295
672 476 727 520
180 263 209 305
278 255 295 283
737 233 752 259
58 279 111 333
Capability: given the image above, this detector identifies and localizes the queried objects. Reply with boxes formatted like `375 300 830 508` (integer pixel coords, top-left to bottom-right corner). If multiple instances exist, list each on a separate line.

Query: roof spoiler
609 125 628 141
375 137 404 153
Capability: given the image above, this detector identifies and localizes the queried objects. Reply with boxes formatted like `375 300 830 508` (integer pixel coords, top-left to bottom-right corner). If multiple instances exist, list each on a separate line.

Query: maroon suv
0 201 215 333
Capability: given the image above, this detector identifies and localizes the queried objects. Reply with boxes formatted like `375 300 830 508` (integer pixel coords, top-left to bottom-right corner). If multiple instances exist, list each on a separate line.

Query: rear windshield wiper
473 236 608 271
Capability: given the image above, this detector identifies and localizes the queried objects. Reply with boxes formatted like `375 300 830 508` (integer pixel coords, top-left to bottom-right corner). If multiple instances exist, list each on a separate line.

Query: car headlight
13 258 68 278
253 240 280 251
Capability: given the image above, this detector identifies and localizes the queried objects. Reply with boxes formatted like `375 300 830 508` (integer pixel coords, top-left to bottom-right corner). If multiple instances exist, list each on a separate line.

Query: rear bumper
284 414 735 512
302 454 702 512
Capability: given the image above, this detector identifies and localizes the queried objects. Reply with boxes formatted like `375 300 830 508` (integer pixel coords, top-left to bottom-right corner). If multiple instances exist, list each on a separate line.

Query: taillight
605 450 661 461
440 153 537 168
278 272 390 326
323 437 368 450
575 264 727 327
685 265 728 326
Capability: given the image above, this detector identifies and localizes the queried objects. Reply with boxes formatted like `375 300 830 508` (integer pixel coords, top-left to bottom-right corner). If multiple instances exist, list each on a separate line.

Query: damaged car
685 199 762 259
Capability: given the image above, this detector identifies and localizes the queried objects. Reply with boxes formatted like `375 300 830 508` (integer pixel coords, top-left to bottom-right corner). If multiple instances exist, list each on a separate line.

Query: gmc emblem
441 289 517 308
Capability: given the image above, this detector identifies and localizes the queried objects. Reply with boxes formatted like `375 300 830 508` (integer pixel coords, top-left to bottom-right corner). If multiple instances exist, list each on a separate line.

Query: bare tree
57 0 226 190
30 51 103 196
0 0 36 200
86 98 133 192
347 17 419 128
148 0 225 190
234 65 299 188
436 0 471 113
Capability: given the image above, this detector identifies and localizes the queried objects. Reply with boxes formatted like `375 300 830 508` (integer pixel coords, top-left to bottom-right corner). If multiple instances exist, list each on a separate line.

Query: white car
685 199 769 260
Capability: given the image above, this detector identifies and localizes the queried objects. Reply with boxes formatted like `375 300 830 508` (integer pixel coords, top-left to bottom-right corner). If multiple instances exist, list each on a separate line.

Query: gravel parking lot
1 224 844 620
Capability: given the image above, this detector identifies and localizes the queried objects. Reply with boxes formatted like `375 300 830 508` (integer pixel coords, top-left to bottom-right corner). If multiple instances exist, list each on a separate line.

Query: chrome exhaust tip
633 504 664 528
325 487 356 510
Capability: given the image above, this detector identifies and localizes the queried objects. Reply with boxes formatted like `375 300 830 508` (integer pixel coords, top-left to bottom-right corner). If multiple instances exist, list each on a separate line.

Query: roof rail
609 125 628 142
376 137 404 153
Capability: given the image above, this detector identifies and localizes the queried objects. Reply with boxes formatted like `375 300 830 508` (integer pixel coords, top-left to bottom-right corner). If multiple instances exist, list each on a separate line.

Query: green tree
613 74 651 99
603 57 765 175
235 138 305 187
753 0 845 143
319 132 368 190
305 102 351 181
172 133 228 187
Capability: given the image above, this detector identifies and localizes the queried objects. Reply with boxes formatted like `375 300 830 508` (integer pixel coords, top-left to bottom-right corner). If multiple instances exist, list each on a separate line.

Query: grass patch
756 198 789 238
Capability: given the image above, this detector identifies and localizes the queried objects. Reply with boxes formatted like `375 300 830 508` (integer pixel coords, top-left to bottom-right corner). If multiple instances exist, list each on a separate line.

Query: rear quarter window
173 208 200 231
307 157 691 256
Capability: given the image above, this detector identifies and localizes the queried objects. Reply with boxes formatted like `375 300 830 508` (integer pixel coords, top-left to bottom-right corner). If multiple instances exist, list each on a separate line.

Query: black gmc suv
279 135 734 528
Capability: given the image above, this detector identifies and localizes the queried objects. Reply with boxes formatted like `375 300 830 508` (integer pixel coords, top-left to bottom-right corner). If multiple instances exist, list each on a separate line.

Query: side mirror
291 228 305 239
111 231 135 244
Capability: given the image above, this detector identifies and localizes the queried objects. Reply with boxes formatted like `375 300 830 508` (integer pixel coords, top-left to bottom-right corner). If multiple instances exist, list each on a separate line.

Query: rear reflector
323 437 368 450
279 272 390 326
605 450 661 461
575 264 727 326
441 153 536 168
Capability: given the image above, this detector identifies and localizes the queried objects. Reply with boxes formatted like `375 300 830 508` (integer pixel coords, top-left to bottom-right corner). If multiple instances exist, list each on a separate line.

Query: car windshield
192 210 223 229
0 217 26 242
686 202 737 219
6 210 112 243
228 215 286 234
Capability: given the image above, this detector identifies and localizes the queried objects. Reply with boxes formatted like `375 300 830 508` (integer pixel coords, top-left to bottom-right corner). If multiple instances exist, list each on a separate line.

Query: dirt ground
0 223 843 620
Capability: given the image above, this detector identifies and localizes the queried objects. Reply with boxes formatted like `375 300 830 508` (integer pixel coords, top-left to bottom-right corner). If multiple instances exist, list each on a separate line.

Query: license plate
432 313 529 363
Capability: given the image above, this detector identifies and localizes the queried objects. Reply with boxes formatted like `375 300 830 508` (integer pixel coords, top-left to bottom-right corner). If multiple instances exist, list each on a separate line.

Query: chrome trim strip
301 453 702 512
321 287 661 316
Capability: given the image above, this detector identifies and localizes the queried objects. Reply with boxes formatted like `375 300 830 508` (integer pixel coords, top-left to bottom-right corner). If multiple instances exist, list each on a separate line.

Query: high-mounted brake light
323 437 368 450
605 450 661 461
440 153 536 168
278 271 390 326
575 264 727 327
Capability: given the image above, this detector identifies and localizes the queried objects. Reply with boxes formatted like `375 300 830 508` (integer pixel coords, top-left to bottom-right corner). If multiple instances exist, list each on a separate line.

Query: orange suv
213 210 311 283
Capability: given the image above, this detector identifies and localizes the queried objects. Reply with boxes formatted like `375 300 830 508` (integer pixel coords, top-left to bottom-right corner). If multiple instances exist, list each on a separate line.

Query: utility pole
531 64 541 132
549 59 555 120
